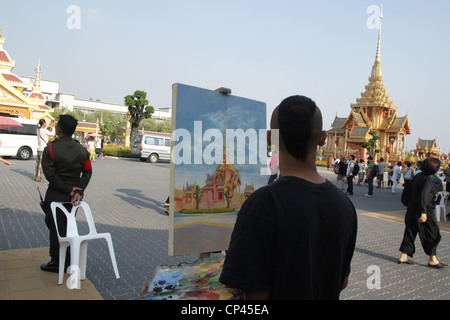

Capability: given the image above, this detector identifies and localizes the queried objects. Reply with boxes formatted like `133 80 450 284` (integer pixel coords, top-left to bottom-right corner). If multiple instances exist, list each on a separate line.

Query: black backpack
371 165 379 177
352 162 359 176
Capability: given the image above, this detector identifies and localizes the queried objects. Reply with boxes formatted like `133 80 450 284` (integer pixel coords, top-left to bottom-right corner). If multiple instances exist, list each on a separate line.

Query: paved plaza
0 157 449 300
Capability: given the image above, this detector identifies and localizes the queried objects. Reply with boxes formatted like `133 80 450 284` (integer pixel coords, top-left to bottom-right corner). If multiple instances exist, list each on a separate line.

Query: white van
0 118 38 160
131 132 171 163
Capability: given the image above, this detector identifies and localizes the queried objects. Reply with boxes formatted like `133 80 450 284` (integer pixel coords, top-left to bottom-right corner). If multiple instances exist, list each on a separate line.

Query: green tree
362 130 381 158
124 90 154 145
194 185 203 210
224 185 233 208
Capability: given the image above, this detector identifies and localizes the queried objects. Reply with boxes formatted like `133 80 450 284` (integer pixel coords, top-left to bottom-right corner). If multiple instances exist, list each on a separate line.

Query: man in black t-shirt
220 95 357 300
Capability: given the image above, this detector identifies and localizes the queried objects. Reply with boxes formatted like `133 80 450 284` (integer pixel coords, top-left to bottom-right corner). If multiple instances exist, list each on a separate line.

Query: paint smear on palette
142 256 243 300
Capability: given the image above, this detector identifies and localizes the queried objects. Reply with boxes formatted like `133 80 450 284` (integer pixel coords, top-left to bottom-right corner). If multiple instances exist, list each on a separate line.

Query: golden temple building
412 138 442 160
0 28 53 123
0 27 121 140
324 7 411 163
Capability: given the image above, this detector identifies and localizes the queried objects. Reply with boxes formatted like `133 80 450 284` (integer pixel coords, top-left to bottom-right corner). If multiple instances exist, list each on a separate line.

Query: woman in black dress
398 157 445 268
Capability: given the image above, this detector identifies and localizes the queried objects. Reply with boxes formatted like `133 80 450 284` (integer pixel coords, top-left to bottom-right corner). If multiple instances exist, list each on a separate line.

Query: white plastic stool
435 191 449 222
50 202 120 286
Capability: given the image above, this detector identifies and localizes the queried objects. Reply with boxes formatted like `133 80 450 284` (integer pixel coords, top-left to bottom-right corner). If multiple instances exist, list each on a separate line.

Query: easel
198 251 223 260
198 252 212 260
141 87 232 298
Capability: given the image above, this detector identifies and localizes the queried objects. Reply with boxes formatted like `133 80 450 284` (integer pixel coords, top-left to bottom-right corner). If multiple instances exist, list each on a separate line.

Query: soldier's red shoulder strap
48 142 55 163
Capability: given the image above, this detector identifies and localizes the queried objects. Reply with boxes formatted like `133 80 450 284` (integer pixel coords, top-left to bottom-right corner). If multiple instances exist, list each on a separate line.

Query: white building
153 107 171 122
19 76 171 121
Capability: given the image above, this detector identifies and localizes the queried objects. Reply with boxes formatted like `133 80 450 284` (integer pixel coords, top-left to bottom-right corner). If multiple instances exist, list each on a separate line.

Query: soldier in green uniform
40 114 93 273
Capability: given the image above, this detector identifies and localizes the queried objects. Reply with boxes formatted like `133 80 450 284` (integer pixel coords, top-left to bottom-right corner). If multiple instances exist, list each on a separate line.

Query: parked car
131 132 171 163
0 118 38 160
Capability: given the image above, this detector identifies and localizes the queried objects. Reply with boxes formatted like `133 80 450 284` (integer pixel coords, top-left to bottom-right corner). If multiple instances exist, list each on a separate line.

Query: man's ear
318 130 327 147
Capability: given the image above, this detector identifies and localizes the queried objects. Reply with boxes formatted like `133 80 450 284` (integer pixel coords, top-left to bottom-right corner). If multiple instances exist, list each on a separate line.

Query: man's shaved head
270 95 323 161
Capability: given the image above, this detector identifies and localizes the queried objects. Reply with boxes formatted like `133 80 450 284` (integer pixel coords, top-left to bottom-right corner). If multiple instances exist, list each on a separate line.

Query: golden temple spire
371 4 383 78
33 58 42 91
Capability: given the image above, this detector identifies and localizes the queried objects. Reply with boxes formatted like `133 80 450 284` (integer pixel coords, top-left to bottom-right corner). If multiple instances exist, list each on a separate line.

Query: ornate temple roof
329 6 410 138
0 51 11 64
416 138 437 149
1 73 23 84
0 28 53 119
328 116 346 134
0 30 28 92
0 29 14 67
351 6 397 111
413 138 441 158
28 59 45 102
390 116 410 134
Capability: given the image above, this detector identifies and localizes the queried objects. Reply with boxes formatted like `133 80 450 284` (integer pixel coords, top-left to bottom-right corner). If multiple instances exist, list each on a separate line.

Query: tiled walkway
1 159 449 300
0 247 102 300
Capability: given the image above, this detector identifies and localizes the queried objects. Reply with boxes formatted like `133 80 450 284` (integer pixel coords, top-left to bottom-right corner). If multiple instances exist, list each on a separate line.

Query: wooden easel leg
198 252 211 260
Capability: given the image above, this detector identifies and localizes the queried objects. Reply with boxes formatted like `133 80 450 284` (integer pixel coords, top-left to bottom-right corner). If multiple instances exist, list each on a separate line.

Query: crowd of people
330 155 450 197
329 154 449 270
86 136 104 162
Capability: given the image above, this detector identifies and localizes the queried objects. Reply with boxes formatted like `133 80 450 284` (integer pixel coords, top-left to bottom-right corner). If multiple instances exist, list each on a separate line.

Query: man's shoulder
52 137 81 145
52 138 87 152
244 183 273 203
249 177 343 200
240 180 292 212
245 178 356 218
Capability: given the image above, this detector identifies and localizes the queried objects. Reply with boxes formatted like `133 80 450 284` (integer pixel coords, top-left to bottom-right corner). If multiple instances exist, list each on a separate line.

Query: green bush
103 145 135 158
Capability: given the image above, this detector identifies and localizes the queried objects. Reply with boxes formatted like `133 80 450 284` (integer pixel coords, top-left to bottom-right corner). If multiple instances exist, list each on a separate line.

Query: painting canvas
169 83 267 256
141 256 243 300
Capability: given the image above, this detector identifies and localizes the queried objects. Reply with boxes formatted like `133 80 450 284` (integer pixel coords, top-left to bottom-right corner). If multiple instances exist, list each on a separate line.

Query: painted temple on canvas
173 129 255 212
323 8 411 163
169 83 266 256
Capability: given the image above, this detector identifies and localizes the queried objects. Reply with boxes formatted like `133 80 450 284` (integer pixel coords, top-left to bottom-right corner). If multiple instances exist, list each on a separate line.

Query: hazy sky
1 0 449 152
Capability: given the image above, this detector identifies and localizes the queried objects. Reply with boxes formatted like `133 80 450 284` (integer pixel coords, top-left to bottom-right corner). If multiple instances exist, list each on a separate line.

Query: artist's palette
142 257 243 300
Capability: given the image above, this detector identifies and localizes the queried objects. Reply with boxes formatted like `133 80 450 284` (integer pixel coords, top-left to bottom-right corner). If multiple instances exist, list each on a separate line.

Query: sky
1 0 449 152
